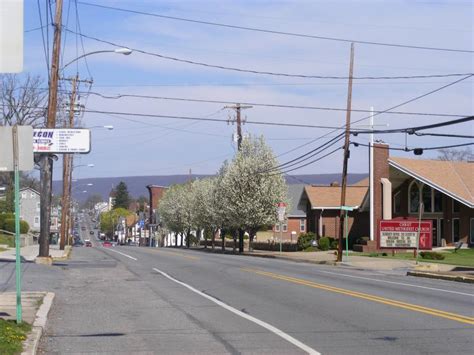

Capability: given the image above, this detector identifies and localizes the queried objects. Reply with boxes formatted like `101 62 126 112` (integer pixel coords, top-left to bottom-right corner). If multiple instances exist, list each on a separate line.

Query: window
30 192 35 198
300 218 305 232
434 190 443 212
21 192 26 199
470 218 474 245
422 185 432 212
409 181 420 213
282 223 288 232
34 216 40 225
393 191 401 214
36 202 40 212
452 218 460 243
275 224 280 232
453 200 460 213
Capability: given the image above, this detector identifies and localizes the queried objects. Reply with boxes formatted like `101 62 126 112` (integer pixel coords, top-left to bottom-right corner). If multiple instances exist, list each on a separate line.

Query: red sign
379 220 432 250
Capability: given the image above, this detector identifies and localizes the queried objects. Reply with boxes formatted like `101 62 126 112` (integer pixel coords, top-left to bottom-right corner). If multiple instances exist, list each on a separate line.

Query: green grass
0 234 14 248
0 319 31 355
352 248 474 267
0 247 7 253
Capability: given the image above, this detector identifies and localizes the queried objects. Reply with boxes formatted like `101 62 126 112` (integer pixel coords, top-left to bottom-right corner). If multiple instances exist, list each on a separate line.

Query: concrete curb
52 246 72 262
21 292 55 355
243 252 338 266
407 271 474 284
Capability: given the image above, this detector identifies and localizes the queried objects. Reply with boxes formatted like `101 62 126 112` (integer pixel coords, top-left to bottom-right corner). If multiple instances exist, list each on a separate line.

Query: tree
220 135 287 252
100 207 131 238
136 195 148 212
0 73 47 127
113 181 131 209
82 194 104 210
437 147 473 162
158 184 187 247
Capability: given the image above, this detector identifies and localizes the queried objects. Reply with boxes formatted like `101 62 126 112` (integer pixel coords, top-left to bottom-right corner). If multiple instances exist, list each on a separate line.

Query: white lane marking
153 267 319 355
108 248 137 261
313 269 473 297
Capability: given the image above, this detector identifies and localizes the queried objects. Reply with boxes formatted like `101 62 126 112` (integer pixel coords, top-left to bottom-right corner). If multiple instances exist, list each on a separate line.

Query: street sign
0 126 34 171
33 128 91 154
379 220 432 250
0 0 23 73
276 202 287 222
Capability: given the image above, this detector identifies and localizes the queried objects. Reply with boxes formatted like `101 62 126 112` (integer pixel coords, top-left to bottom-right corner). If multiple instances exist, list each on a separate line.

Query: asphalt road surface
1 218 472 354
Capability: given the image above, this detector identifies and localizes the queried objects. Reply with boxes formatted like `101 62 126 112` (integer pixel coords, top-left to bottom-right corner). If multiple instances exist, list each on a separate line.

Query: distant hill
52 173 367 203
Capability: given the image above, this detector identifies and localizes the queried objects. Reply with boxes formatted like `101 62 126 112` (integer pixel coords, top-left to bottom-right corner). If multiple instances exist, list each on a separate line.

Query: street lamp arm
62 48 132 69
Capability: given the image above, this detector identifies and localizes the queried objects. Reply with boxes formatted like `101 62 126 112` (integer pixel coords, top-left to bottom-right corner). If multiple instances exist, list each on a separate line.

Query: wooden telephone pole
39 0 63 258
59 75 77 250
337 43 355 262
225 103 252 150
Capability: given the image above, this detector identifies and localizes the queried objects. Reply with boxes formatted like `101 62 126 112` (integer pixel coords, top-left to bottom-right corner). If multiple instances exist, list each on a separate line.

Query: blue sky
22 0 473 179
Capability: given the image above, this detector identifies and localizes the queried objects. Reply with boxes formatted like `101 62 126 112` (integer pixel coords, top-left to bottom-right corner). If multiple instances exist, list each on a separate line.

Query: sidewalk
0 292 55 355
0 244 69 262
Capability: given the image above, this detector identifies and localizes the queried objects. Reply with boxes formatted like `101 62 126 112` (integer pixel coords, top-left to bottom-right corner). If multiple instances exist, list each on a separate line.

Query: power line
82 91 468 118
352 141 474 151
65 29 473 80
276 73 473 158
352 116 474 135
265 134 345 173
77 1 474 54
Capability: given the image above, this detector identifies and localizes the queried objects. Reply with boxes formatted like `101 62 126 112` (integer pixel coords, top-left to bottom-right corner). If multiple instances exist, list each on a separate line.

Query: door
431 219 439 247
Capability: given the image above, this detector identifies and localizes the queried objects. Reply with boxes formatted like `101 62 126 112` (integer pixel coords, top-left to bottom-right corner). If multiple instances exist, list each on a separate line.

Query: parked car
89 230 95 235
73 240 84 247
102 241 112 247
81 226 86 231
85 241 92 247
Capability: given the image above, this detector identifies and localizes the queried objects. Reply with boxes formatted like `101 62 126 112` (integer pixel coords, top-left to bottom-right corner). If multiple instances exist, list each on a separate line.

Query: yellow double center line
242 268 474 325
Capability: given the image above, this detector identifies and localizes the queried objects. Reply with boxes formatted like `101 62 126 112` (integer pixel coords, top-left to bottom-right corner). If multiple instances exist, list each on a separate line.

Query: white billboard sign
33 129 91 154
0 0 23 73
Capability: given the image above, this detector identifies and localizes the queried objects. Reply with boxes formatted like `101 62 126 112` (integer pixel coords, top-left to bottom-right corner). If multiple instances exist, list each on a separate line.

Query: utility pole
225 103 252 150
39 0 63 258
59 75 77 250
337 43 355 263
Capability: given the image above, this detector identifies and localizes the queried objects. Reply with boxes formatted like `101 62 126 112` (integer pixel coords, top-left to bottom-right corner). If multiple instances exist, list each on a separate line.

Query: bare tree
437 147 473 162
0 73 48 127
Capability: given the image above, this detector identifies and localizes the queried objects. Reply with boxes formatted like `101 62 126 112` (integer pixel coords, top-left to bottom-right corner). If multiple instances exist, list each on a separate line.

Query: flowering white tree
158 184 189 247
220 135 287 252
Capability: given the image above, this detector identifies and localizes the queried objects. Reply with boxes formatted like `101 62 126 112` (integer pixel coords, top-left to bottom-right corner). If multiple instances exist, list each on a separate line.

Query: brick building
372 143 474 247
299 182 369 239
146 185 167 225
271 184 307 242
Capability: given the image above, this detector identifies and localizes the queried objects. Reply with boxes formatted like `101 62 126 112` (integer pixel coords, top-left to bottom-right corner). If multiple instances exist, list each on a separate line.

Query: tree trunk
249 229 256 252
186 229 191 248
221 230 225 252
238 229 244 253
233 231 237 254
211 229 216 250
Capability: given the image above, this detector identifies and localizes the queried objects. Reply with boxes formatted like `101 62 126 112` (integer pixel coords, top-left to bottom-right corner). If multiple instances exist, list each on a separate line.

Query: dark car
89 230 95 235
85 241 92 247
73 240 84 247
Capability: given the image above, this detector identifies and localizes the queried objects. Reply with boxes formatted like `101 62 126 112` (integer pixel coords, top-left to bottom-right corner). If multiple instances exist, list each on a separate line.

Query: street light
62 48 133 69
88 125 114 130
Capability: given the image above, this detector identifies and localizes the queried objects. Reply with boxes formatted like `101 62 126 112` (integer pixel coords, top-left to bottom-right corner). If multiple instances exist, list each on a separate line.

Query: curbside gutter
407 271 474 284
21 292 55 355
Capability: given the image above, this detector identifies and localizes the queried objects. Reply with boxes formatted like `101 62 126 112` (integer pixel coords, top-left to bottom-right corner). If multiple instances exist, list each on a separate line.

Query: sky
21 0 473 179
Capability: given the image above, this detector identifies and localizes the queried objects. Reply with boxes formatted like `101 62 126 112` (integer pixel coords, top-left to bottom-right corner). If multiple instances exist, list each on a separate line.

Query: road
0 217 472 354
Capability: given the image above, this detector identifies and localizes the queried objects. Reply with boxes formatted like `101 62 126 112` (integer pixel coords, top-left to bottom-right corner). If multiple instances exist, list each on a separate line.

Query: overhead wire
77 1 474 54
64 29 472 80
81 91 468 118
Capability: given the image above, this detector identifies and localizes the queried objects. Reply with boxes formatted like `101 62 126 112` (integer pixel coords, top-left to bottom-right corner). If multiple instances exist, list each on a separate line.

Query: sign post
277 202 287 254
340 206 354 261
0 126 34 324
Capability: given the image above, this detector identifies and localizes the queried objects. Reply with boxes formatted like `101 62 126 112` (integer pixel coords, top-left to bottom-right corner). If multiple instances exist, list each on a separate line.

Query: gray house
19 187 41 232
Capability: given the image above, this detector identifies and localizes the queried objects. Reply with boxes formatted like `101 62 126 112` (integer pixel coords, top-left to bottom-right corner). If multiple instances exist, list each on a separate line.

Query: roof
352 177 369 187
389 157 474 208
20 187 40 195
303 185 368 209
287 184 306 217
